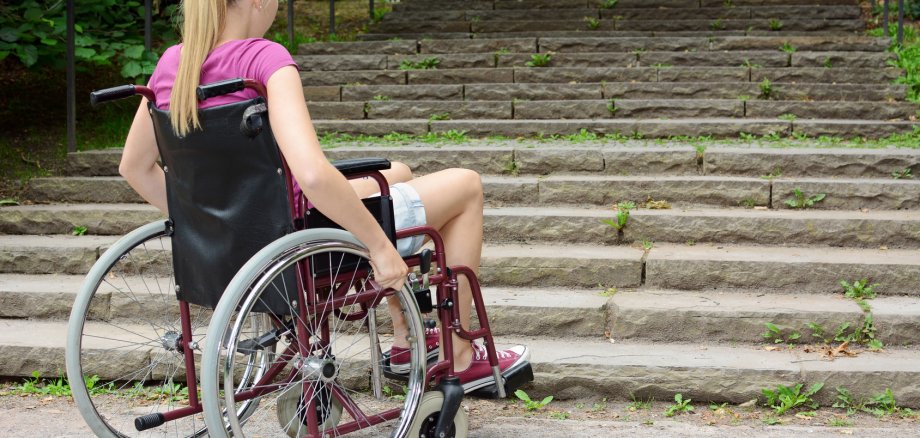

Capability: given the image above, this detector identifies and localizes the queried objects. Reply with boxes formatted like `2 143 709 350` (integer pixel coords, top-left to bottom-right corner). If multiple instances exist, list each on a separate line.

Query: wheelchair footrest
468 362 534 399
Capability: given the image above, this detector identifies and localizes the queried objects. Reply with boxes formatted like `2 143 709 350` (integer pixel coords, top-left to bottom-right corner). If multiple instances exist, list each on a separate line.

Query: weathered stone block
498 52 636 68
303 86 341 102
297 40 418 55
408 68 514 84
295 54 387 71
300 70 406 86
772 179 920 211
420 38 537 54
341 84 463 101
465 83 603 100
367 100 512 119
792 51 895 68
753 67 902 84
705 148 920 178
513 100 612 119
615 99 744 118
313 120 429 136
538 37 708 53
515 148 606 174
602 147 699 175
514 67 656 83
657 66 750 82
308 102 366 120
388 53 495 69
641 50 788 67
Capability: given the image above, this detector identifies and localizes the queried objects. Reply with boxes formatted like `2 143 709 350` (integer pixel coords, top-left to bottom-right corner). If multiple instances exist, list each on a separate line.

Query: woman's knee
450 168 483 204
389 161 413 184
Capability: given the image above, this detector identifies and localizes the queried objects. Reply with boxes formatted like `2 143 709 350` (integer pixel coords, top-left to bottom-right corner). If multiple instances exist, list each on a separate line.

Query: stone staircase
294 0 919 138
2 141 920 408
1 0 919 413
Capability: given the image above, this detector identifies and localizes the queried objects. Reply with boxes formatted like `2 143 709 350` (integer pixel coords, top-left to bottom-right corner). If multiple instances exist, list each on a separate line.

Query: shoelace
472 343 514 361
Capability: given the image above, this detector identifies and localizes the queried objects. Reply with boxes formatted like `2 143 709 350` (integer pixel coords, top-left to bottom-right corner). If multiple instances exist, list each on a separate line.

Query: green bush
0 0 179 80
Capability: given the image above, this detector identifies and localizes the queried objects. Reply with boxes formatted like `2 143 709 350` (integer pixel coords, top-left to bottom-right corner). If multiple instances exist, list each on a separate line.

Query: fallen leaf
763 345 781 352
879 245 889 251
739 399 758 408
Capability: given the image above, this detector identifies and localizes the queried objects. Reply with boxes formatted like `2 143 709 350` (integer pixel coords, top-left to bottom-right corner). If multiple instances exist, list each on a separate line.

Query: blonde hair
171 0 235 136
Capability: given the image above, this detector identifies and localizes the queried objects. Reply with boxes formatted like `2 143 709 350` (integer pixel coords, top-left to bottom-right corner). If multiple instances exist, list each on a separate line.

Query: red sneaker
389 326 440 374
455 342 530 393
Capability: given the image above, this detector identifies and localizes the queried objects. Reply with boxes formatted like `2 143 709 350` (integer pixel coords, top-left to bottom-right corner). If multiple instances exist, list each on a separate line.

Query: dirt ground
1 391 917 437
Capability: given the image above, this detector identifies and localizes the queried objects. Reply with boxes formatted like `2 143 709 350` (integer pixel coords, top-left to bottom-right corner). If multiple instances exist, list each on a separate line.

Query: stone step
0 274 608 339
392 0 860 11
301 67 903 86
58 145 920 179
0 235 645 289
371 18 864 34
483 206 920 249
300 99 918 121
309 118 917 139
326 82 906 102
4 318 917 407
300 36 888 56
360 28 874 40
646 242 920 295
608 289 919 346
1 272 916 347
7 203 920 249
385 5 861 21
295 51 894 71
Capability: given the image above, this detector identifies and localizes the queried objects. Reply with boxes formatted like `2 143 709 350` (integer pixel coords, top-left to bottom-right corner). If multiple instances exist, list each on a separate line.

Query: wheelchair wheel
201 228 427 438
65 221 272 438
407 392 469 438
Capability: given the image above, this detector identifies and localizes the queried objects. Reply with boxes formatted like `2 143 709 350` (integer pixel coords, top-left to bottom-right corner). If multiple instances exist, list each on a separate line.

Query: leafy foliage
840 279 878 300
664 393 694 417
762 382 824 415
515 390 553 411
0 0 179 80
602 201 636 231
784 188 825 208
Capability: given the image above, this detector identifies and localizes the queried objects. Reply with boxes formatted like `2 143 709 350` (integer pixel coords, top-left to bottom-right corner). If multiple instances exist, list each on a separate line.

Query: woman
119 0 528 392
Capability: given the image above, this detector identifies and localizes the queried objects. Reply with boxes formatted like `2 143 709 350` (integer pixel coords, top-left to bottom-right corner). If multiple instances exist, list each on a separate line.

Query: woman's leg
349 161 413 198
400 168 483 370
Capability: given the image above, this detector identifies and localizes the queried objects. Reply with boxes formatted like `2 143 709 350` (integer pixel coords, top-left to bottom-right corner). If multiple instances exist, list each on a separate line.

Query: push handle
90 85 139 107
196 78 246 101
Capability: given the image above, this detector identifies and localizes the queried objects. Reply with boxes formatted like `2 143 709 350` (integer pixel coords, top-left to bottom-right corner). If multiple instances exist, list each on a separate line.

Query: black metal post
897 0 905 46
144 0 152 51
287 0 295 46
883 0 890 37
66 0 76 153
329 0 336 35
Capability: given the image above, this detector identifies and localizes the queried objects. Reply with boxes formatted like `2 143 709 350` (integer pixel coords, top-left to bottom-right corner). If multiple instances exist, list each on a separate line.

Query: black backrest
149 98 296 312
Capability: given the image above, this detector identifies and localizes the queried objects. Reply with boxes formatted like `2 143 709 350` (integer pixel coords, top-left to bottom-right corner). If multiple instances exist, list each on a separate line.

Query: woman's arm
120 98 168 213
265 66 408 291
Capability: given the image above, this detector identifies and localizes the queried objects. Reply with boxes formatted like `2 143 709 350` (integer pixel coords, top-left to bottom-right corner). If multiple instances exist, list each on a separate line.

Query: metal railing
877 0 907 47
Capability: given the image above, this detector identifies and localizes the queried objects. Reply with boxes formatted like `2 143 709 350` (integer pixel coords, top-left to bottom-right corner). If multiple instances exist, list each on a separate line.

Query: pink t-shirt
147 38 297 109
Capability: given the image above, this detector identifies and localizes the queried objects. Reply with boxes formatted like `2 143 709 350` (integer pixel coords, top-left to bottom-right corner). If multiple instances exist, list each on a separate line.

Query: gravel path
2 395 918 437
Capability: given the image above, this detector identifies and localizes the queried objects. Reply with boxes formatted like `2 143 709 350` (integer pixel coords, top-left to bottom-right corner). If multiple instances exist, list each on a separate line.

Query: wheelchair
65 78 532 438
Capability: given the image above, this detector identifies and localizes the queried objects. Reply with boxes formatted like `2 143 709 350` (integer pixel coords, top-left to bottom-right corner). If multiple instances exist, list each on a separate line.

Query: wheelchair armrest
332 158 391 176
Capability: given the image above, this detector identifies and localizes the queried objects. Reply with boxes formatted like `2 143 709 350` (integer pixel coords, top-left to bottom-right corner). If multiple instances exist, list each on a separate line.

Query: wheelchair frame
66 79 515 438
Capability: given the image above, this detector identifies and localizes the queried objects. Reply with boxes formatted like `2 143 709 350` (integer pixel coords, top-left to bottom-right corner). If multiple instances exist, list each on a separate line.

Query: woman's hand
368 243 410 292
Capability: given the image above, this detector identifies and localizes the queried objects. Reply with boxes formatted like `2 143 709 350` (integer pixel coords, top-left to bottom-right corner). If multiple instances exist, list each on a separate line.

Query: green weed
641 240 654 250
627 395 652 411
664 393 694 417
602 201 636 232
768 19 783 31
762 322 801 345
515 390 553 411
777 113 797 121
892 168 913 179
760 166 782 180
592 397 608 411
601 0 619 9
399 57 440 70
428 113 451 121
548 411 569 420
72 226 88 236
372 95 390 101
607 100 618 115
585 17 601 30
598 286 618 298
823 57 833 68
784 188 825 208
840 279 878 300
526 53 553 67
0 198 18 206
827 417 854 427
710 19 726 31
758 78 774 99
762 382 824 416
780 42 796 53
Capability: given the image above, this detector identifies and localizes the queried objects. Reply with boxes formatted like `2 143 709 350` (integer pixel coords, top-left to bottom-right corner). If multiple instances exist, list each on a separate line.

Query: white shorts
388 183 427 257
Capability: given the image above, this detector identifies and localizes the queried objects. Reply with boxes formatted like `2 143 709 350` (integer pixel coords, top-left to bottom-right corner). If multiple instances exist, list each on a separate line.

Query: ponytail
171 0 232 136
